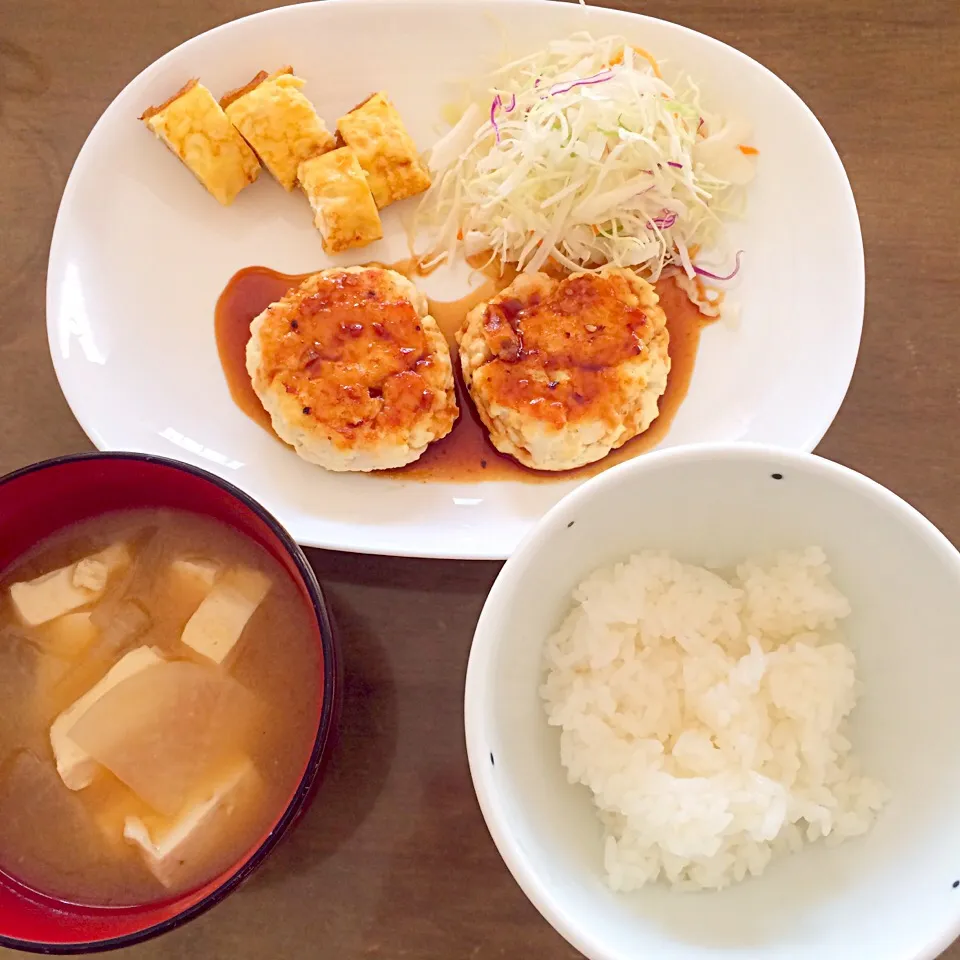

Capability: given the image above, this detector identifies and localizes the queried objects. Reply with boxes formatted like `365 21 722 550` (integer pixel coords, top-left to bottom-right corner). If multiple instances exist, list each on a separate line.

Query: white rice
540 547 888 892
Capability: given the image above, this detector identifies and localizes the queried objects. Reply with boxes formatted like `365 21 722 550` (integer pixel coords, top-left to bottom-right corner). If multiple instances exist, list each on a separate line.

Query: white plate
47 0 863 559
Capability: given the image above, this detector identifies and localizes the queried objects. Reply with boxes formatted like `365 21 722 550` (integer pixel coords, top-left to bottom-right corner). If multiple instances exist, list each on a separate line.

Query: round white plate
47 0 863 559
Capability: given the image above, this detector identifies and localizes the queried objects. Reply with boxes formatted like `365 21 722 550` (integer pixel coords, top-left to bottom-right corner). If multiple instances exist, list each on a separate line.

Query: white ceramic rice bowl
465 444 960 960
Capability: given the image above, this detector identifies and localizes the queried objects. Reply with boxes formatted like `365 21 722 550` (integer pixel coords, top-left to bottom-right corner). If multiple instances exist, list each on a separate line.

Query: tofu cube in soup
298 147 383 253
40 611 99 660
180 566 270 666
72 557 109 592
222 67 335 191
90 782 153 857
50 645 164 791
9 543 130 626
170 557 220 592
166 557 221 620
337 92 432 207
140 80 261 205
124 756 264 889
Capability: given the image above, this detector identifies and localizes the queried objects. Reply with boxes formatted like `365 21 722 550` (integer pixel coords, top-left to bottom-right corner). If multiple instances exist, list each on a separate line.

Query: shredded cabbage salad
415 32 756 281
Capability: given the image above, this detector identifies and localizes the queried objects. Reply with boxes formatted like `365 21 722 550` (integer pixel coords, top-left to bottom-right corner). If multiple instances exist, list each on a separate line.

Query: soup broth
0 508 321 906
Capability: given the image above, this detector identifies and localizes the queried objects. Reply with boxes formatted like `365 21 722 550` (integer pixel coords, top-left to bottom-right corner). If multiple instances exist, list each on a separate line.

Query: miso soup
0 508 322 905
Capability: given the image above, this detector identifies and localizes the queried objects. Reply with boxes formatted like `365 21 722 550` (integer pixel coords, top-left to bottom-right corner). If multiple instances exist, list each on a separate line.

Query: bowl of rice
465 443 960 960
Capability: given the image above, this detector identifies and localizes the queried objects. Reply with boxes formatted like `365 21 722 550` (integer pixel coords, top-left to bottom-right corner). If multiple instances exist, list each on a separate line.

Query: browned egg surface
0 509 321 906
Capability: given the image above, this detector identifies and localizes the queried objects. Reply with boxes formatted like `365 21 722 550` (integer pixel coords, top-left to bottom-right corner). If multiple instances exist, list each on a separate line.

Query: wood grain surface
0 0 958 956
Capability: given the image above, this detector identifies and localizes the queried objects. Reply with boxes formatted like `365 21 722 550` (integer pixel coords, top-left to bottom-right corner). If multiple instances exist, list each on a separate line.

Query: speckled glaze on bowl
466 443 960 960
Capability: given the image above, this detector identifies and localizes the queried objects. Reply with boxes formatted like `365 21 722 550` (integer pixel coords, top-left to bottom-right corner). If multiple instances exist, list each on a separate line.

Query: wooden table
1 0 958 956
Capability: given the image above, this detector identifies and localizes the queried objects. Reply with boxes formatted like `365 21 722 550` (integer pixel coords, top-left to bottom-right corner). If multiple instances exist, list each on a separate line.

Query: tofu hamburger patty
246 267 458 472
457 266 670 471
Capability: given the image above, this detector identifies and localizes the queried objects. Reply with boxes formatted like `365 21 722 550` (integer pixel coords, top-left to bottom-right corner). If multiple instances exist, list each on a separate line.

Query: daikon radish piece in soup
68 660 259 816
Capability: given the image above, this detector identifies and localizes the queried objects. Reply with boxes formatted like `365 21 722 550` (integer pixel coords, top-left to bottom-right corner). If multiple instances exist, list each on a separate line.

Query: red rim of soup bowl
0 452 341 954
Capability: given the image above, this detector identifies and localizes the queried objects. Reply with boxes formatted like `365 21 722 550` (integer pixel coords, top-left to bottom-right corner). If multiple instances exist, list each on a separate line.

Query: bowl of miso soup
0 452 339 952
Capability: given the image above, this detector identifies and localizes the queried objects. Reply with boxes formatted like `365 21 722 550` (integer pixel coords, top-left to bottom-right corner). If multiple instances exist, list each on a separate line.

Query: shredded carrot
738 144 759 156
687 243 701 260
457 229 463 241
631 45 663 79
610 45 663 79
591 225 601 236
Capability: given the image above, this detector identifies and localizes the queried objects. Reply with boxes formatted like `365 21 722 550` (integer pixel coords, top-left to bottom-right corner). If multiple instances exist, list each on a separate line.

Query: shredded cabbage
415 32 756 280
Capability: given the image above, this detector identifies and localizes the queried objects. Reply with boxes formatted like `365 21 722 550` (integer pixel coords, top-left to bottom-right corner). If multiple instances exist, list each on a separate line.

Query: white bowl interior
466 446 960 960
47 0 862 558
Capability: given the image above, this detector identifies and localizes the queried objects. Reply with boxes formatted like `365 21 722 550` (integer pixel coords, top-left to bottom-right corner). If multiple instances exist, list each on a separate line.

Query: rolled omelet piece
140 80 260 205
222 67 335 191
297 147 383 254
337 92 431 208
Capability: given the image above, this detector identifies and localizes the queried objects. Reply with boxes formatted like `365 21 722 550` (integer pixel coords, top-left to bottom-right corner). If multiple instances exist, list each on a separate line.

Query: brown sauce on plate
214 260 710 482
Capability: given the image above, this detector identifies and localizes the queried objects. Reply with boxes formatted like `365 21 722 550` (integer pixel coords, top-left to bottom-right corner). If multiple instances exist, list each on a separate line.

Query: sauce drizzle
214 260 710 482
